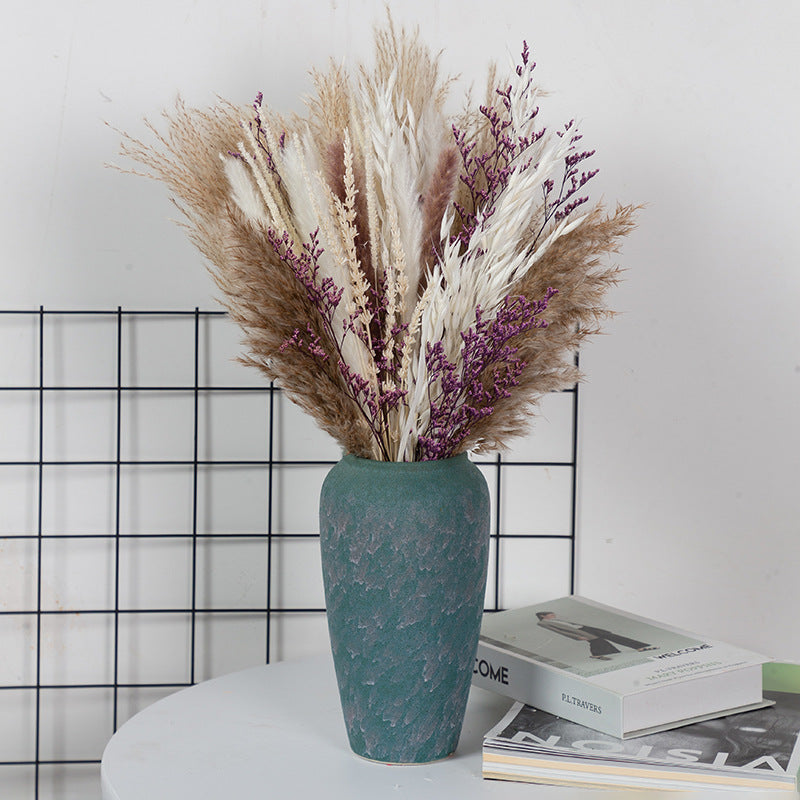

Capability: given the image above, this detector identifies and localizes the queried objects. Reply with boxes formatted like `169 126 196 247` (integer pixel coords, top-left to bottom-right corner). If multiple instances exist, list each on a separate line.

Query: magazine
482 662 800 792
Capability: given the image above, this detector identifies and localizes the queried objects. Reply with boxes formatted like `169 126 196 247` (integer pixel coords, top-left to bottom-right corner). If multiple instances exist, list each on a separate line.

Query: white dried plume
222 157 269 227
357 71 425 322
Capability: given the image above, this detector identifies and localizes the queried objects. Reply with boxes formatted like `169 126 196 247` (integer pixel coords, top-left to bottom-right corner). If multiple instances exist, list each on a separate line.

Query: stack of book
474 596 799 792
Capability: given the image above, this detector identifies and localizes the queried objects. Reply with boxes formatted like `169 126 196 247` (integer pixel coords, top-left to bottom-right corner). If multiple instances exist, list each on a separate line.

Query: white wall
569 1 800 656
2 0 800 795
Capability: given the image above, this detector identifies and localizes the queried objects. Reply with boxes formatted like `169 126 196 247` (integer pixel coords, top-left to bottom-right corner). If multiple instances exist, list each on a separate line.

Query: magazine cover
483 662 800 790
481 596 744 681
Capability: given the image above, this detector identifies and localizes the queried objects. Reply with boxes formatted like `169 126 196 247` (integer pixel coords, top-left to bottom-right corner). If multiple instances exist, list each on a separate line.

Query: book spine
473 640 623 737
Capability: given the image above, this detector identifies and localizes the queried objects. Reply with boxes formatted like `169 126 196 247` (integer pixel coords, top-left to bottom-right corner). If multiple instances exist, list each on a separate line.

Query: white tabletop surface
100 653 773 799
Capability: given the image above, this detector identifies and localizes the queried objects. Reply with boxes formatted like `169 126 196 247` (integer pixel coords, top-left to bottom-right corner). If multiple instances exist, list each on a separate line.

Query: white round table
100 654 729 799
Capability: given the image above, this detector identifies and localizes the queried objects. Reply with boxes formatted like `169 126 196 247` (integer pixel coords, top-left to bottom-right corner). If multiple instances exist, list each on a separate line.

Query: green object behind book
764 661 800 694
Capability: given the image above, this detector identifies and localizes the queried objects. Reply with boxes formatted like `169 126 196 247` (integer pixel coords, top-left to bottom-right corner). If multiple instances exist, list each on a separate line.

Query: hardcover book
482 662 800 792
473 596 771 738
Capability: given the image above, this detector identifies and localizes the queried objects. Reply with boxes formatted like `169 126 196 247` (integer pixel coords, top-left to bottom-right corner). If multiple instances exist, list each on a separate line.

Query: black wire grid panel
0 308 579 800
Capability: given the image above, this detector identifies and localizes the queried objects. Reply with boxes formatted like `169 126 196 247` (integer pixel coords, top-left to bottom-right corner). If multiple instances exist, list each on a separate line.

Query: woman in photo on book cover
536 611 658 660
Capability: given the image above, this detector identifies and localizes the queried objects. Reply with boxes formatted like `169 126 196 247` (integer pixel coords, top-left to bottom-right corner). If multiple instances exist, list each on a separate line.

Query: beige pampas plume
418 146 459 283
114 11 636 461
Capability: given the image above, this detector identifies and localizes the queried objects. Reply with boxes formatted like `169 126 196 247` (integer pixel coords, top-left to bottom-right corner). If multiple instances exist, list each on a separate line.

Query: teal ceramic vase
318 453 491 764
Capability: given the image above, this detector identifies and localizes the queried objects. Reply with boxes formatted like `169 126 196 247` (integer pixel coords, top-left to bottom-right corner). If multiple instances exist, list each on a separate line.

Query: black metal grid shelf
0 307 579 800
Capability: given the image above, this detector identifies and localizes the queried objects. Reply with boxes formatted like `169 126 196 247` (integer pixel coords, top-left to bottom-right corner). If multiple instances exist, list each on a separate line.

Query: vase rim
340 452 470 469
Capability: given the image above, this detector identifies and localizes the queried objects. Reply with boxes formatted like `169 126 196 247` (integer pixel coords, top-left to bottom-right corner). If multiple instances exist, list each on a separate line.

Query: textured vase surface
319 453 490 764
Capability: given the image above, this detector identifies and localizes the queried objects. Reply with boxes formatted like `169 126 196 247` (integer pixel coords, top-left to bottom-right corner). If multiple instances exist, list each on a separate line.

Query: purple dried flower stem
451 44 544 250
416 290 556 461
546 123 598 221
248 93 284 182
452 45 600 258
279 324 329 361
226 94 287 178
266 226 398 460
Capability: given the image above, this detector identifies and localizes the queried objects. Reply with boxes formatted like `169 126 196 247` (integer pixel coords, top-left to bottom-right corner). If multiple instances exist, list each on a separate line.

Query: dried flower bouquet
118 19 636 462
